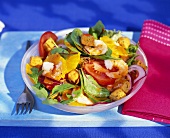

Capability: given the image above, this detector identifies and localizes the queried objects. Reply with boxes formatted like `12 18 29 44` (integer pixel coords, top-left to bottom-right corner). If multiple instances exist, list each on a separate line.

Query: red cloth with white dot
122 20 170 124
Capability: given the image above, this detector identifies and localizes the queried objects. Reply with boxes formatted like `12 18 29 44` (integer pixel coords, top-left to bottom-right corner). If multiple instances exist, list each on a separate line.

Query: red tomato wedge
39 31 58 58
83 60 116 86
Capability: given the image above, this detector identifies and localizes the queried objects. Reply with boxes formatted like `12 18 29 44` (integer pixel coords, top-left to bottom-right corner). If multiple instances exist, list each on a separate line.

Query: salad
26 20 147 106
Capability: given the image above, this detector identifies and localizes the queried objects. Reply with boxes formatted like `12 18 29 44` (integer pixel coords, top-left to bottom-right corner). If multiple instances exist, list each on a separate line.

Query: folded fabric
122 20 170 124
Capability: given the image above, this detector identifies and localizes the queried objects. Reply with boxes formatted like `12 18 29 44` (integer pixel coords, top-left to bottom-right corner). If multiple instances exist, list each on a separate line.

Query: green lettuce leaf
80 69 110 98
32 86 48 99
42 98 58 105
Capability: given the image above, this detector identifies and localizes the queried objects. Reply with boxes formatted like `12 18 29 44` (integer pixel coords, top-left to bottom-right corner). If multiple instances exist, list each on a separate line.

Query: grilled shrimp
104 59 128 78
84 40 108 55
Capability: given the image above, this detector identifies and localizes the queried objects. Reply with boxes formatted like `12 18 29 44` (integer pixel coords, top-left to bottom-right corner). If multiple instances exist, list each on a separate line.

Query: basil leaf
126 43 139 66
70 28 83 47
50 47 69 54
91 48 120 60
33 82 44 89
89 20 105 39
64 30 87 55
127 44 139 54
64 33 80 52
59 53 78 59
70 28 85 53
51 83 75 94
127 54 138 66
100 29 117 38
89 27 98 39
28 67 43 84
65 33 76 46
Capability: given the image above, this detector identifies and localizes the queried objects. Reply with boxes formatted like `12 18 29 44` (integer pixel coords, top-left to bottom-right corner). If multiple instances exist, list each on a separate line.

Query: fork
16 41 35 114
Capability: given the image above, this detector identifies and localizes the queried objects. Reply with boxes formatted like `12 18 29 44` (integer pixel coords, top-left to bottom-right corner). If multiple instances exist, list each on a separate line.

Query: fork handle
24 84 29 93
26 40 31 51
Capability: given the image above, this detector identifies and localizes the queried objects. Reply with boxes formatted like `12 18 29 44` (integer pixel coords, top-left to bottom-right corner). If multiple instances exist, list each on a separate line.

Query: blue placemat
0 31 165 127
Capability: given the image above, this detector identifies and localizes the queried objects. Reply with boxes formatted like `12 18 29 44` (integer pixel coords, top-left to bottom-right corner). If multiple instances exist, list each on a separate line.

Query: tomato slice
83 61 116 86
39 31 58 58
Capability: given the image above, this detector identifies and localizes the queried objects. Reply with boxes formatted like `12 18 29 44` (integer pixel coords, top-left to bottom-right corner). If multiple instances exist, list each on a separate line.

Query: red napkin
122 20 170 124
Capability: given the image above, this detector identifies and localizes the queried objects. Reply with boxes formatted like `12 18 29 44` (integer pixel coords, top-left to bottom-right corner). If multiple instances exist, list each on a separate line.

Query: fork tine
25 102 29 112
29 102 34 113
16 104 20 114
21 103 25 114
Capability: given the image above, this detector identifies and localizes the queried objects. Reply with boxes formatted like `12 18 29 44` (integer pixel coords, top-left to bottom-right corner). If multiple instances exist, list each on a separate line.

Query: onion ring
128 65 147 84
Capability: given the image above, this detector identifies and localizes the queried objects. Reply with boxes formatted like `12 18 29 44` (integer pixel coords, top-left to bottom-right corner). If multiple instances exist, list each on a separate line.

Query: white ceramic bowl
21 28 148 114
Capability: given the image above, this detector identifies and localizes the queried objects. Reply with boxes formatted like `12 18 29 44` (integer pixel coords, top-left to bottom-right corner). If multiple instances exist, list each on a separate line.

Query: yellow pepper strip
25 63 35 84
68 101 86 106
100 36 128 58
26 63 32 74
66 52 80 73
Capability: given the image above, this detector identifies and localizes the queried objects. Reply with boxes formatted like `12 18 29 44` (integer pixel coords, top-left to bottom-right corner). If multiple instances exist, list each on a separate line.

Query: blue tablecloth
0 0 170 138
